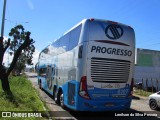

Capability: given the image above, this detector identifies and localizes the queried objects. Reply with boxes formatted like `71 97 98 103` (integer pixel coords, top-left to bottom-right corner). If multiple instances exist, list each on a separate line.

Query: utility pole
1 0 7 38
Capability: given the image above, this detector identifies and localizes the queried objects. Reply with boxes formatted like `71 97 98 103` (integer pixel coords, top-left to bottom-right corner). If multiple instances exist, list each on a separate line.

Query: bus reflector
79 76 91 100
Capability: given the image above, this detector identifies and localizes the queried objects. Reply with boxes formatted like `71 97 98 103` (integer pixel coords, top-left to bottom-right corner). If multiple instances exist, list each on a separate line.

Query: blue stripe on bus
39 78 132 111
62 80 79 110
62 80 131 111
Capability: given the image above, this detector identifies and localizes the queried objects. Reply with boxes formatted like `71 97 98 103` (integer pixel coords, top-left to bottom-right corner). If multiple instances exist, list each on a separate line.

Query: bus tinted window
68 25 81 50
59 33 69 51
39 68 46 77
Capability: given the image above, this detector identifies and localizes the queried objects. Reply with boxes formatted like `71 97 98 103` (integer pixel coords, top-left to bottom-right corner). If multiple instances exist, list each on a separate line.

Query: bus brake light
79 76 91 100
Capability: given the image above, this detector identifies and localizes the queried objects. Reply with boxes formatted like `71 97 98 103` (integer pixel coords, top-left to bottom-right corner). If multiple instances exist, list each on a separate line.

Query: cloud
3 49 40 67
3 36 8 41
26 49 40 68
2 36 12 66
27 0 34 10
3 51 13 67
2 35 39 68
32 49 40 66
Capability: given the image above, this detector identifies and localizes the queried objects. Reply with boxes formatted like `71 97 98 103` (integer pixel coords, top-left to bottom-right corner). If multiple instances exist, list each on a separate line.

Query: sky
0 0 160 66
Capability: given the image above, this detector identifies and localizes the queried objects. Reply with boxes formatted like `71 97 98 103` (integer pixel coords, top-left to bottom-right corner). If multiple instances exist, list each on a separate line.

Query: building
134 48 160 91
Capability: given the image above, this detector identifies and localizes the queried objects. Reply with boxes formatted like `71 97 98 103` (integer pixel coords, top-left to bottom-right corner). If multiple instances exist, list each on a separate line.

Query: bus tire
54 89 60 105
60 92 65 108
53 86 57 100
39 80 42 89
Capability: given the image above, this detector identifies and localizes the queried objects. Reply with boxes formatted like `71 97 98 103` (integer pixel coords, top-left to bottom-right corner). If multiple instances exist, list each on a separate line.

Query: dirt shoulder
25 72 76 120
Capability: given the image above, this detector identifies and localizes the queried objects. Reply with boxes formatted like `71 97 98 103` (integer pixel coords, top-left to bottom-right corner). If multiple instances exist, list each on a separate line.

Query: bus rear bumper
76 97 132 111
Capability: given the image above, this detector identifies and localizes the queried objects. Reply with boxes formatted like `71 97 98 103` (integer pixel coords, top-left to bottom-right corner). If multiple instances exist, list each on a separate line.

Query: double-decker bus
37 18 135 111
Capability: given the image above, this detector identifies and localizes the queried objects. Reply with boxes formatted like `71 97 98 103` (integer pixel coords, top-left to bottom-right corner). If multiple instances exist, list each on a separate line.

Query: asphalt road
26 72 160 120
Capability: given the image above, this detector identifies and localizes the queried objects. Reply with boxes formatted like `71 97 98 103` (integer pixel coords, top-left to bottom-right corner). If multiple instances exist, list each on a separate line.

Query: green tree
0 25 35 95
9 25 35 73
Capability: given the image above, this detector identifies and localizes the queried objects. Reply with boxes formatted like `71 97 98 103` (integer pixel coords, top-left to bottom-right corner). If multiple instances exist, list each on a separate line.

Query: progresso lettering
91 46 132 56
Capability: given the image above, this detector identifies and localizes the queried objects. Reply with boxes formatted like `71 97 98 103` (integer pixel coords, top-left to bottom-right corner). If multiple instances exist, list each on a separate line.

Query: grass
0 75 48 120
133 88 153 97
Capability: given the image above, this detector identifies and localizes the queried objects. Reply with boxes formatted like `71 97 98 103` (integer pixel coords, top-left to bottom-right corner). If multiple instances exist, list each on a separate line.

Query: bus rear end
78 19 135 111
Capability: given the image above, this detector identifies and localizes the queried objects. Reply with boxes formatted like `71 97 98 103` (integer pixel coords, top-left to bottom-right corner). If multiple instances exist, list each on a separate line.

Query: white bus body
37 18 135 111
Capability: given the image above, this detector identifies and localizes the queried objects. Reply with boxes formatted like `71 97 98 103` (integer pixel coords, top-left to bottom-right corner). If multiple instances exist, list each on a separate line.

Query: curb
133 94 149 100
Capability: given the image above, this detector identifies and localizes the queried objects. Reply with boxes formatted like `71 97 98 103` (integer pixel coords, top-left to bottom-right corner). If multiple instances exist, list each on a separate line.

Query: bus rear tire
53 87 57 100
54 89 60 105
60 93 65 108
39 80 42 89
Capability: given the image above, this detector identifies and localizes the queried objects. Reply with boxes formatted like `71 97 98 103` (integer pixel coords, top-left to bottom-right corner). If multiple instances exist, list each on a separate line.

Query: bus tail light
128 78 134 97
79 76 91 100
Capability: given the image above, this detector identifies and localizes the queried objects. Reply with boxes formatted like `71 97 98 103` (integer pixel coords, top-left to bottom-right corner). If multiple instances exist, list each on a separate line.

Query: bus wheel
53 87 57 100
60 93 65 108
54 90 60 105
39 80 42 89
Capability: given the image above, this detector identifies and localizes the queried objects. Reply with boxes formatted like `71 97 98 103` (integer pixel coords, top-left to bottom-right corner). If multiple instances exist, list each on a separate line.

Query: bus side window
78 45 83 58
60 34 69 52
39 68 46 77
52 68 55 75
68 25 82 50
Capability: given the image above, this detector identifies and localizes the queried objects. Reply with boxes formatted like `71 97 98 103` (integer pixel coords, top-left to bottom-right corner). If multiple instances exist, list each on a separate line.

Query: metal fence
134 78 160 92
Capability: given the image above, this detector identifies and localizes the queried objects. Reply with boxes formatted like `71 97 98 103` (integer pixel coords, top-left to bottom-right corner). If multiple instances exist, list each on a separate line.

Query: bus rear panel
76 19 135 111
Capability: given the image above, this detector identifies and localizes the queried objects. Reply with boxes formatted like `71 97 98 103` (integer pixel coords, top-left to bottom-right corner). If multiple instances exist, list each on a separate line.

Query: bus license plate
105 103 114 106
